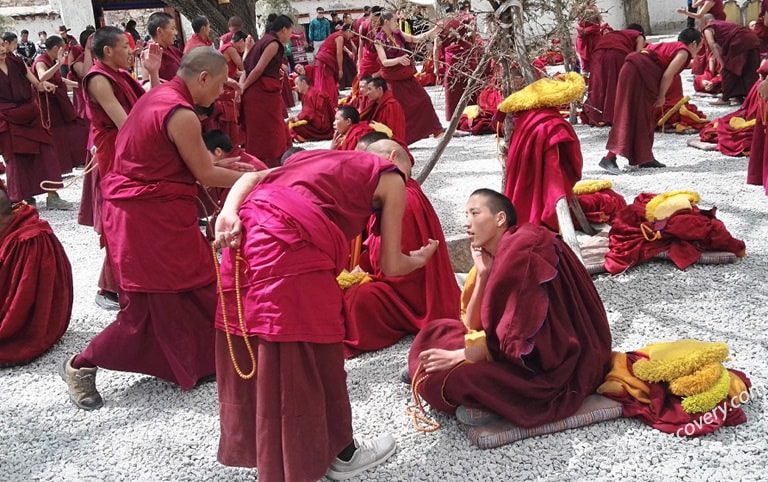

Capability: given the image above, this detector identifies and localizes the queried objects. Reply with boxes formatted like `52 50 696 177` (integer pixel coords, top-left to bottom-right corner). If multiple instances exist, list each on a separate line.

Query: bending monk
0 181 73 366
213 140 438 481
59 48 245 410
408 189 613 427
288 75 336 142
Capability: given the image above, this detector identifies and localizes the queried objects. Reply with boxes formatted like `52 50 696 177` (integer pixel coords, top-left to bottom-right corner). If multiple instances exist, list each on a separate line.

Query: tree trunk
624 0 651 35
162 0 257 41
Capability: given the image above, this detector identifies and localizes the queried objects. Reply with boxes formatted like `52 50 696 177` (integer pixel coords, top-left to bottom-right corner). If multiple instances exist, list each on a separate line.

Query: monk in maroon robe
504 107 582 231
59 48 245 411
0 181 73 366
146 12 183 81
213 141 437 481
582 26 645 126
361 77 407 146
438 12 479 120
343 176 461 357
702 15 760 103
289 75 335 141
676 0 727 23
240 16 293 167
183 16 213 53
576 4 612 76
601 29 701 173
330 105 375 150
314 26 354 102
409 189 612 428
748 76 768 193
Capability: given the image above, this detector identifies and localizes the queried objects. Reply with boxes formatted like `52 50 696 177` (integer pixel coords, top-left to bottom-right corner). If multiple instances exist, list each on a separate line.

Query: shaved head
177 47 227 79
365 139 411 178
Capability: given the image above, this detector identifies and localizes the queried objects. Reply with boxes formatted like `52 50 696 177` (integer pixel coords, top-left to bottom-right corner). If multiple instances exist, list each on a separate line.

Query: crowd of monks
0 2 762 481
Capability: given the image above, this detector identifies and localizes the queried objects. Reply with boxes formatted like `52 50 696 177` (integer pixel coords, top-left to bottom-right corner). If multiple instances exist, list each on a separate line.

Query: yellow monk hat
644 190 700 222
462 105 482 119
633 339 729 382
573 179 613 195
498 71 585 113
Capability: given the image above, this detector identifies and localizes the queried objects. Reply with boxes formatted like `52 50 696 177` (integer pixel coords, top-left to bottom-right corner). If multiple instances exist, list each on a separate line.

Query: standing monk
213 141 438 481
147 12 183 81
437 8 479 120
184 16 213 53
314 24 355 102
701 14 760 105
600 29 702 174
676 0 727 23
59 48 245 410
748 77 768 195
240 15 293 167
219 16 244 47
288 75 336 142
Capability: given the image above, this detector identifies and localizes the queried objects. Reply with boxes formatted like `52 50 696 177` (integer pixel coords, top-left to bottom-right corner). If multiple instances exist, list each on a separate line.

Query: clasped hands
214 155 256 172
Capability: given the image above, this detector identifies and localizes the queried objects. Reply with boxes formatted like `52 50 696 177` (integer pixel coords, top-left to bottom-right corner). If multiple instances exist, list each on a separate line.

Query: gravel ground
2 71 767 481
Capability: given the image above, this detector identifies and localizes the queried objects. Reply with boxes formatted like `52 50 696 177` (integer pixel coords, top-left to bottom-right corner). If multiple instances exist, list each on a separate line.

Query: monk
343 143 461 357
313 24 355 102
437 9 479 120
601 28 702 173
748 77 768 194
582 24 645 126
84 26 161 311
701 14 760 105
184 16 213 53
288 75 335 142
330 105 375 150
219 30 248 80
0 180 73 366
33 35 89 180
408 189 613 428
210 31 250 148
575 2 612 76
240 15 293 167
361 77 407 146
213 141 438 481
147 12 183 81
676 0 727 23
219 16 244 47
202 128 268 209
59 48 246 411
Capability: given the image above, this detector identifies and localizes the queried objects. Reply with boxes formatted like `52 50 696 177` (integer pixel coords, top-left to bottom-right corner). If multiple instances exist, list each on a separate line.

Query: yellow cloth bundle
633 340 729 382
288 119 308 129
336 270 371 289
368 121 393 138
463 105 482 119
644 190 700 222
678 104 707 124
728 116 756 130
573 179 613 195
657 95 690 127
498 71 585 113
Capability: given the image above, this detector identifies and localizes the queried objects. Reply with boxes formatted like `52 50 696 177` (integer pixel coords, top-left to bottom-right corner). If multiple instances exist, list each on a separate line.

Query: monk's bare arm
86 75 129 128
335 36 344 78
225 46 245 71
635 35 646 52
375 43 410 68
167 109 243 187
703 29 725 70
656 51 690 107
35 57 62 82
241 42 279 91
374 172 438 276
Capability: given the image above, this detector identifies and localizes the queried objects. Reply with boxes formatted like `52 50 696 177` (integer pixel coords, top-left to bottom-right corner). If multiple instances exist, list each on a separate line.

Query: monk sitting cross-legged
360 77 407 146
330 105 375 150
408 189 613 428
288 75 336 142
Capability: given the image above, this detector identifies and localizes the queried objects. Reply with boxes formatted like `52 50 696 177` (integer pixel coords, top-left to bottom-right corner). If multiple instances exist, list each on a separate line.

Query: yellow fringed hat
645 190 700 222
498 71 585 113
462 105 482 120
633 340 729 382
573 179 613 195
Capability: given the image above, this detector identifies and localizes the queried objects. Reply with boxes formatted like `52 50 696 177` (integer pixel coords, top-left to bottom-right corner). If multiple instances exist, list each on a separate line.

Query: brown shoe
59 355 104 410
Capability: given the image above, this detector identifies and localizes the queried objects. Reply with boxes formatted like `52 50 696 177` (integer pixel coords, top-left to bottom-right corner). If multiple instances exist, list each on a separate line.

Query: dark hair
228 16 244 28
368 77 388 92
269 15 294 33
360 75 374 84
341 23 353 32
203 129 233 153
470 189 517 227
45 35 64 50
678 27 701 45
626 23 644 35
1 32 17 43
357 131 389 149
92 27 126 60
337 105 360 123
126 20 137 30
38 31 47 37
330 11 338 17
79 28 94 48
380 11 395 22
20 29 29 35
231 31 248 43
191 16 209 34
281 146 305 164
363 6 371 13
316 7 325 12
148 12 174 38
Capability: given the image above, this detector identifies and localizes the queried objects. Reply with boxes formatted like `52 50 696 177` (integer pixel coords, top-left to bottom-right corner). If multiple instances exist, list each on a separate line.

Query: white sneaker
326 435 397 480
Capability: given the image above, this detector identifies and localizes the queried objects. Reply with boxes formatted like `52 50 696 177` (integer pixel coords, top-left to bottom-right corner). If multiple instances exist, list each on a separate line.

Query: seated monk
330 105 374 150
407 189 613 428
288 75 335 142
342 140 461 357
360 77 407 146
0 180 73 366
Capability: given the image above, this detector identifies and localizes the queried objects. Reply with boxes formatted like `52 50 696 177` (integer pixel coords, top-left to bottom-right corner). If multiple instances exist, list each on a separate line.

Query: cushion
460 394 623 449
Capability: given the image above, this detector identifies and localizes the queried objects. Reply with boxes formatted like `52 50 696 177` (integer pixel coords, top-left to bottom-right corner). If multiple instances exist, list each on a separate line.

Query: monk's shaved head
365 139 411 178
177 47 227 79
702 13 715 25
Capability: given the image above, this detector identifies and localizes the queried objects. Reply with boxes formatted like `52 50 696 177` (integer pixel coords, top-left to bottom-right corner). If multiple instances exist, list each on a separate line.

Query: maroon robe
290 86 335 141
79 77 218 389
375 30 443 144
704 21 760 101
604 193 747 274
748 89 768 194
576 15 612 74
32 53 88 174
575 188 627 224
241 32 291 167
343 178 461 357
314 31 344 101
215 150 400 481
408 224 613 427
440 13 478 120
357 20 381 78
0 203 73 365
156 43 183 81
504 107 583 232
331 121 375 150
0 55 61 202
183 34 213 53
361 90 407 146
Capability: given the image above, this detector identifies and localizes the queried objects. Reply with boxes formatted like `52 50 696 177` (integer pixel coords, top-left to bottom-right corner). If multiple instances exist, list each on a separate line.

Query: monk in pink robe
289 75 335 141
748 77 768 194
409 189 612 427
0 181 73 366
213 141 438 481
146 12 183 81
183 16 213 53
59 48 245 411
575 4 612 76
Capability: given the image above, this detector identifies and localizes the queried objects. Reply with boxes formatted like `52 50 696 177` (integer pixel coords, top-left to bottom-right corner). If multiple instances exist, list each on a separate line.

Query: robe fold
503 107 583 231
604 193 747 274
408 224 613 427
575 188 627 224
290 87 335 141
343 179 461 357
0 204 73 365
748 98 768 194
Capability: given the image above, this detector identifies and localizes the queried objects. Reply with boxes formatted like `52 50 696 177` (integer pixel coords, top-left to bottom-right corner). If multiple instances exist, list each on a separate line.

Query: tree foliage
162 0 258 39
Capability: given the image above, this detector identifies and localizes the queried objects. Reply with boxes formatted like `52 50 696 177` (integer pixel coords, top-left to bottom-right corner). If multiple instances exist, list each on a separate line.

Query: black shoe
598 156 621 175
400 366 411 384
94 291 120 311
640 159 666 168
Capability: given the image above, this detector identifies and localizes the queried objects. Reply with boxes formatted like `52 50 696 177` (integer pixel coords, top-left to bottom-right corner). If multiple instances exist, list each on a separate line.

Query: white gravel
2 71 767 481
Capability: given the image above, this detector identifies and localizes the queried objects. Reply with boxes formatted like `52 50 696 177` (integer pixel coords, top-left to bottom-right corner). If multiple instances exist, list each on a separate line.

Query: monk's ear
496 211 506 228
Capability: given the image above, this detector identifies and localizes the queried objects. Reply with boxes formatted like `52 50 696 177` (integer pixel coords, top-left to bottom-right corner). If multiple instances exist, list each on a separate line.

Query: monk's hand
142 43 162 74
398 55 411 66
56 46 67 66
653 96 665 109
215 156 255 172
409 239 439 265
470 246 494 277
675 7 687 14
419 348 465 373
214 210 242 249
40 80 56 93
